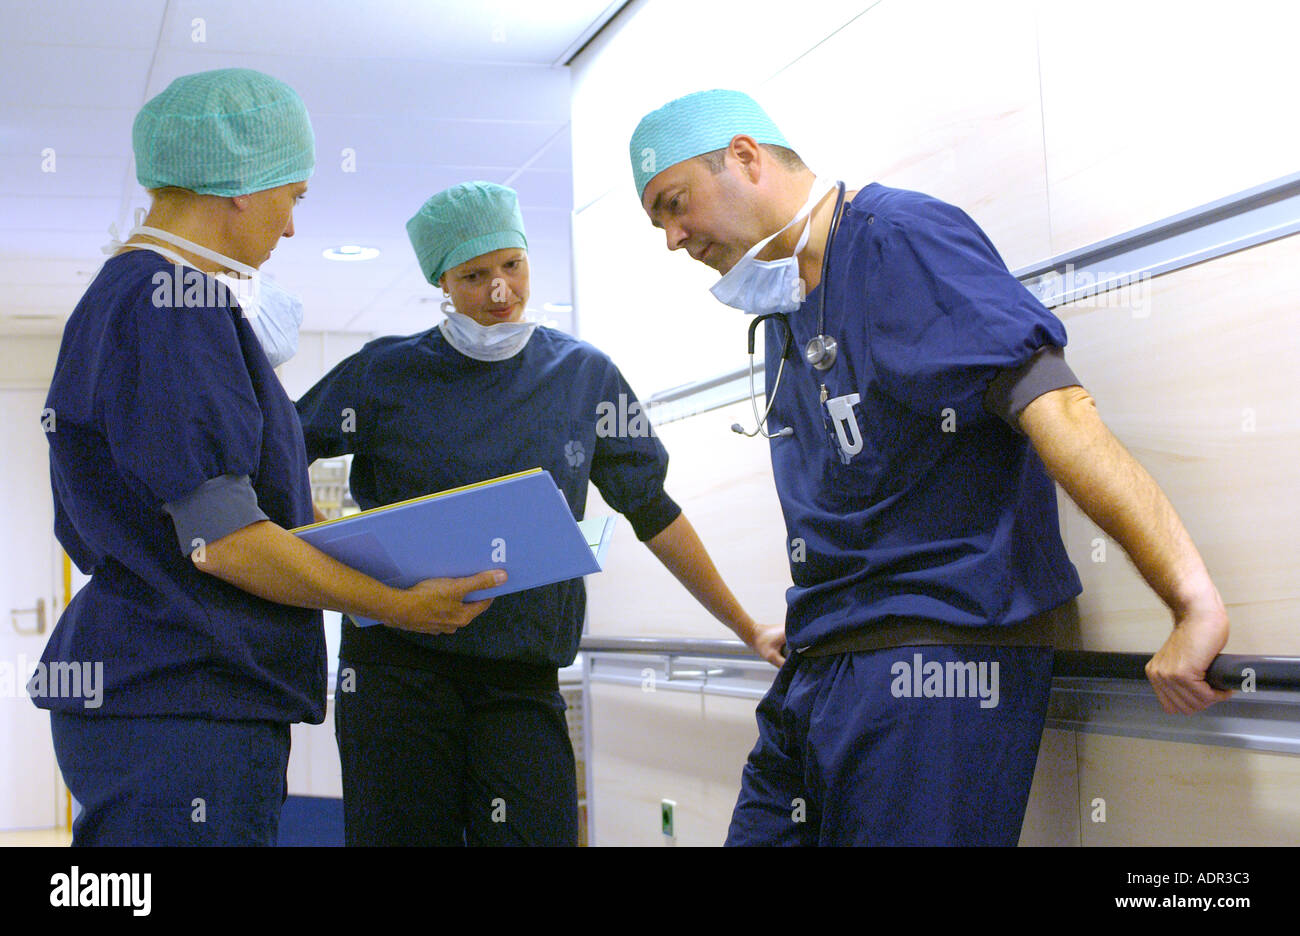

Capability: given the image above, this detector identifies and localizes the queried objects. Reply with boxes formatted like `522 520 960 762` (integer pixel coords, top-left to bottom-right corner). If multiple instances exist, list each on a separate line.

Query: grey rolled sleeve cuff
983 346 1083 434
162 474 269 556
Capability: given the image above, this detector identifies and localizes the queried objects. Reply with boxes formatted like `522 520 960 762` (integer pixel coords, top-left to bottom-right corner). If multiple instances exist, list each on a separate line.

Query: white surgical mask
213 271 303 369
709 176 834 316
103 219 303 368
439 308 539 362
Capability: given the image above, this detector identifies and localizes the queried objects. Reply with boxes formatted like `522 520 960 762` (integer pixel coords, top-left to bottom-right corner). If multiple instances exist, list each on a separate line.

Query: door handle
11 597 45 635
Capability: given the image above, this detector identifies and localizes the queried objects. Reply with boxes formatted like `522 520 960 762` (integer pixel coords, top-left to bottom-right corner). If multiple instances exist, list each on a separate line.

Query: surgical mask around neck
108 222 304 368
218 272 304 369
709 176 834 316
439 308 539 362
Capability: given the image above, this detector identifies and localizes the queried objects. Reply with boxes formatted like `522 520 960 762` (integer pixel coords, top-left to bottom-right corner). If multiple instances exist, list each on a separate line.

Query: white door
0 387 63 829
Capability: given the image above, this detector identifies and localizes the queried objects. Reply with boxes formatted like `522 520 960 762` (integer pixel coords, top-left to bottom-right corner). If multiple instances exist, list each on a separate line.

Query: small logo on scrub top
564 440 585 468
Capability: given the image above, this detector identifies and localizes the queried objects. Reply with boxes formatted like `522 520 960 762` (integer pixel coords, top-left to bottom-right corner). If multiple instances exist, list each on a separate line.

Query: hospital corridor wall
0 338 73 835
569 0 1300 845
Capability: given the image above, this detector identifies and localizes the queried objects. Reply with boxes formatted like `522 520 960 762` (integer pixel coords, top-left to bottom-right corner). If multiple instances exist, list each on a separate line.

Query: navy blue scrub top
764 184 1083 650
38 249 326 723
296 326 681 669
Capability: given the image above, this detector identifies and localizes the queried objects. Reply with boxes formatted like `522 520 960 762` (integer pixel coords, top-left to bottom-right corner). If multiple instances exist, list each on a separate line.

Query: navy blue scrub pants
49 712 290 846
334 660 578 846
726 644 1055 846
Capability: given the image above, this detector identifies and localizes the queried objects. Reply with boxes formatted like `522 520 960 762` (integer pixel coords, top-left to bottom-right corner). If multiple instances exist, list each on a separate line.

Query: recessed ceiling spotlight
323 245 381 262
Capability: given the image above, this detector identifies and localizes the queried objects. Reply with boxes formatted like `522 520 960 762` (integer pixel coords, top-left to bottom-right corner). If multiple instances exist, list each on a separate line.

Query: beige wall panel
588 682 758 846
1019 728 1082 846
1038 0 1300 256
286 721 312 796
585 399 792 638
0 335 60 387
286 698 342 798
762 0 1053 271
310 697 343 799
571 187 744 397
1077 733 1300 846
1053 235 1300 655
278 330 374 402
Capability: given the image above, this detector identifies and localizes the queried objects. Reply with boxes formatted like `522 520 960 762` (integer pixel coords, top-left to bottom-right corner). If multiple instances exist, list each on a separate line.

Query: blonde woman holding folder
297 181 781 846
34 71 502 847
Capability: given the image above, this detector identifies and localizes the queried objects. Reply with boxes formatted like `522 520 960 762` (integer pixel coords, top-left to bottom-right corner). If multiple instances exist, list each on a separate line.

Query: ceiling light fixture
323 245 381 262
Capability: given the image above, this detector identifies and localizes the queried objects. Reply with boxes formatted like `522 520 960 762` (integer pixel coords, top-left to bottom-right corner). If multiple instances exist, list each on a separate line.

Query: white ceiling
0 0 624 337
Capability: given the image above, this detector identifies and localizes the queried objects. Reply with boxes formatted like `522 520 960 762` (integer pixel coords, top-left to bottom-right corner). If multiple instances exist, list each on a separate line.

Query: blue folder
293 468 613 627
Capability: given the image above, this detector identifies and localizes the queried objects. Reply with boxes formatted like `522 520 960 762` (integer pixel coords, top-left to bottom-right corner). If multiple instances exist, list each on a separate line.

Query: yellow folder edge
292 467 545 533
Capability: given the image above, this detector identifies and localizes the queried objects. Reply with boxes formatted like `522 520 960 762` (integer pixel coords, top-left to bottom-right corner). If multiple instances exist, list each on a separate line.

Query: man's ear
728 135 763 182
231 194 251 212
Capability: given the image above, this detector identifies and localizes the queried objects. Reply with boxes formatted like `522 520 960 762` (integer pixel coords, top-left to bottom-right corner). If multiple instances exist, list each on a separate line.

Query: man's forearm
644 513 758 642
1020 386 1221 616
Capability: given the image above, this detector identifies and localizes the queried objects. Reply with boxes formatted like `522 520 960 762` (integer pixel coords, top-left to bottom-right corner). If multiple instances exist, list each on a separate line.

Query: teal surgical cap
133 68 315 197
407 182 528 285
628 89 790 201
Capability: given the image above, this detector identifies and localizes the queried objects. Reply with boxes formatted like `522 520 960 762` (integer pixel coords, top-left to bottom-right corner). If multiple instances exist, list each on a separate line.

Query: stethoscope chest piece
805 334 837 371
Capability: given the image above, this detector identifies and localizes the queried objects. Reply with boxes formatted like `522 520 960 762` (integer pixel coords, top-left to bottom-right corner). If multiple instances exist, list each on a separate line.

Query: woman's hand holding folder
383 571 507 635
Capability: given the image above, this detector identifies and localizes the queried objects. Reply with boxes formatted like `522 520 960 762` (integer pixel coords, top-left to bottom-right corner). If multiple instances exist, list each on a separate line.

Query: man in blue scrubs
35 69 502 846
298 181 783 846
628 89 1233 845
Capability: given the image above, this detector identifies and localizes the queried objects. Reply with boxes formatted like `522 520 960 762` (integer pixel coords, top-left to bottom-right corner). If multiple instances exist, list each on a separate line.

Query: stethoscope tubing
737 180 847 439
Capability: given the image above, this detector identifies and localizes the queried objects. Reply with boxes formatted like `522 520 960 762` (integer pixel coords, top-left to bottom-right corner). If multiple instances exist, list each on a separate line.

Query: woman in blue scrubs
34 69 501 846
297 181 783 846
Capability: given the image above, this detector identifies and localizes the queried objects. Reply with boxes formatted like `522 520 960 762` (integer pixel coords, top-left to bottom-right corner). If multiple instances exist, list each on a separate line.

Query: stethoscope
732 181 847 439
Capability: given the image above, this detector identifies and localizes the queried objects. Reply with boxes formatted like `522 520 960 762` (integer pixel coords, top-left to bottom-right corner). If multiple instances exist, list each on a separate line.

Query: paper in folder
293 468 615 627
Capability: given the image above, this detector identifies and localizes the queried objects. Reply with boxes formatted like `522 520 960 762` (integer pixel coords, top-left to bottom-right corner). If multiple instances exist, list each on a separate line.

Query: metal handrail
581 637 756 658
1053 651 1300 692
580 637 1300 692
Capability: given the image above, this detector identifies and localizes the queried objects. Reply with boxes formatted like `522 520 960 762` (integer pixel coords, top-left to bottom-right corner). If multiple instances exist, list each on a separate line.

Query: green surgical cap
133 68 315 197
628 89 790 201
407 182 528 285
